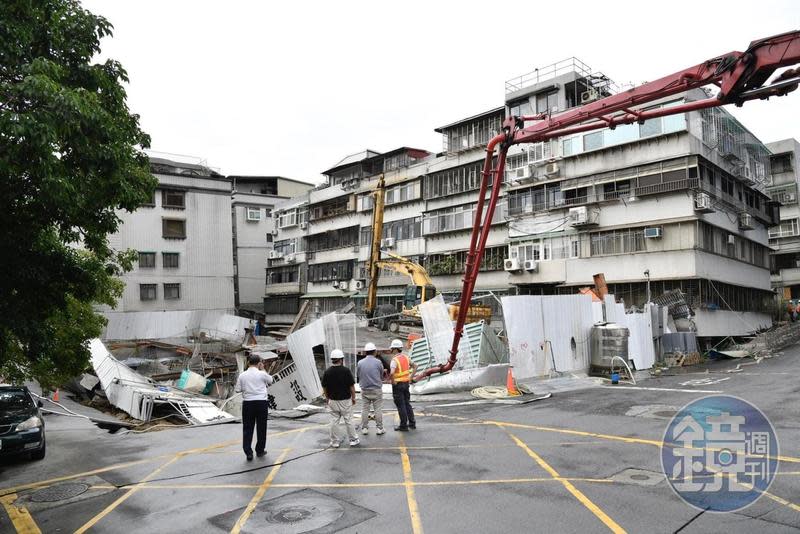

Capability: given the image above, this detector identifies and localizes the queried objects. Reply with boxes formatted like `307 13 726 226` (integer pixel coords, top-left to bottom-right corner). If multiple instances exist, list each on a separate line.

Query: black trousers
392 382 415 428
242 400 268 455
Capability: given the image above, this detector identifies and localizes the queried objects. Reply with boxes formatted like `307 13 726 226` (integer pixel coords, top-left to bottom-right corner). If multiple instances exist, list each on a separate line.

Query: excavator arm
376 251 435 287
418 30 800 380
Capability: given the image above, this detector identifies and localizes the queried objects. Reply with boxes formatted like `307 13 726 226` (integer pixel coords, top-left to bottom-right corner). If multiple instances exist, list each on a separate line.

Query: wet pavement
2 347 800 533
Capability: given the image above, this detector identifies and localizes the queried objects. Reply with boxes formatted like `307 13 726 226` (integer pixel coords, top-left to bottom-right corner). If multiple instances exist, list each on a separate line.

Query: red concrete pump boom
418 30 800 380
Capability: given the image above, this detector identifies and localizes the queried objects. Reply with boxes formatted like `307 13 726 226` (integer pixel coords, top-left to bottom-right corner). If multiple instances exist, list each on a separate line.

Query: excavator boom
418 30 800 380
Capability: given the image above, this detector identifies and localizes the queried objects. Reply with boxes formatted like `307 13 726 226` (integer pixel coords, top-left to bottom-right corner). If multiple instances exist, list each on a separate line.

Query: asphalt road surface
2 347 799 533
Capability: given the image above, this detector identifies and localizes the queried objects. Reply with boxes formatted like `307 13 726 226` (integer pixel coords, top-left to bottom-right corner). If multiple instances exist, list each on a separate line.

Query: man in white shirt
234 353 274 460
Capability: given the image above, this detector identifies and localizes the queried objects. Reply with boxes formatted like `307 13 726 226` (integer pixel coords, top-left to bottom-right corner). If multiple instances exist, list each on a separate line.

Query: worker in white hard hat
389 338 417 431
357 342 388 436
321 349 359 448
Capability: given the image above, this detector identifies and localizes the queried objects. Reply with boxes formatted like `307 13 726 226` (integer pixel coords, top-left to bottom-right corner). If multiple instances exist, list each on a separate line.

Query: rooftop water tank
590 322 629 369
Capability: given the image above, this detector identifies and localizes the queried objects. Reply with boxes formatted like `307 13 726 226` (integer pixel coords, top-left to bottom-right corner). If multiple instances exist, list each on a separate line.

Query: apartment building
766 139 800 298
106 157 236 314
231 176 314 317
265 58 780 338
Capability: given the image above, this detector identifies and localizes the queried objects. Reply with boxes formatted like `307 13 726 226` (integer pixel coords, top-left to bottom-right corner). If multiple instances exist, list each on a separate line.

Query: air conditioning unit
268 250 283 260
355 280 364 290
544 162 560 177
644 227 662 239
694 192 714 212
285 254 296 263
739 213 755 230
569 206 596 226
523 260 538 272
727 234 736 246
785 193 797 203
504 258 522 272
271 228 279 235
299 222 308 229
581 89 600 104
338 281 350 290
246 209 261 221
381 237 395 249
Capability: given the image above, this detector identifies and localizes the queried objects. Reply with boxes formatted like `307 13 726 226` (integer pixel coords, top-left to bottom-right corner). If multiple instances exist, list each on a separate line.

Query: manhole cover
29 483 90 503
264 495 343 531
611 468 664 486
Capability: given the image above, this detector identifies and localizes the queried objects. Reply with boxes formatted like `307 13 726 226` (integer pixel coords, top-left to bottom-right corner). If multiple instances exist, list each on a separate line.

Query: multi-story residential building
106 157 236 314
265 58 780 339
501 59 775 338
766 139 800 298
264 196 310 323
231 176 314 317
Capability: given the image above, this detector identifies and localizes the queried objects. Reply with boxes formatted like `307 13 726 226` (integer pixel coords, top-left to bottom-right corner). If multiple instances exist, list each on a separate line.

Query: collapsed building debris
90 339 236 425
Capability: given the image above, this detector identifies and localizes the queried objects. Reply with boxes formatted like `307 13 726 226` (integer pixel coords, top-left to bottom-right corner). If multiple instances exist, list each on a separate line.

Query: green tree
0 0 156 388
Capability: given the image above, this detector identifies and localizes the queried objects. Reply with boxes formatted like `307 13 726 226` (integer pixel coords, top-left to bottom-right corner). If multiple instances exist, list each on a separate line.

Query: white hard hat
390 339 404 349
330 349 345 360
363 342 377 352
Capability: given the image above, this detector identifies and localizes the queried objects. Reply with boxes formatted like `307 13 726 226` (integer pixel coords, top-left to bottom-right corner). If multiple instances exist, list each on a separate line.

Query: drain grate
29 483 90 503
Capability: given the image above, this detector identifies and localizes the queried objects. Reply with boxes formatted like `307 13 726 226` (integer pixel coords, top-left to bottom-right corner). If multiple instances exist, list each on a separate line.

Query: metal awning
300 290 358 299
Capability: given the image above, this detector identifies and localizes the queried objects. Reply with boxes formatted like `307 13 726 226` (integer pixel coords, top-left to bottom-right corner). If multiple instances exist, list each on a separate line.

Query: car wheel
30 439 46 460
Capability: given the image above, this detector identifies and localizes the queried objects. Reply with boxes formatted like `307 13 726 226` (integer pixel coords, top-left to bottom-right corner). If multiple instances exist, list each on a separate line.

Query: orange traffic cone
506 367 521 397
52 388 60 402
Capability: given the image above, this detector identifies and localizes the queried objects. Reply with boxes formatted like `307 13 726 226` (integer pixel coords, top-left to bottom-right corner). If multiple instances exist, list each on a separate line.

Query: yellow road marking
0 493 41 534
507 432 626 534
0 425 317 499
74 454 182 534
230 447 292 534
399 435 424 534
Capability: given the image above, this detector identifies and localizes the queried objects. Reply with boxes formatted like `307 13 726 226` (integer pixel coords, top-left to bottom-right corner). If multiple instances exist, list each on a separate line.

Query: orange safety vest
392 354 412 383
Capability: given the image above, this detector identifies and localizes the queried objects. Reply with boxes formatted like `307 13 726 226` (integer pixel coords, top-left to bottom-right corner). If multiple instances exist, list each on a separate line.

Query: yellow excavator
363 175 492 333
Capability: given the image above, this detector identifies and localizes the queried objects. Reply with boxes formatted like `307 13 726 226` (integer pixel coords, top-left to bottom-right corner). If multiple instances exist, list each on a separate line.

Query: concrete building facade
766 139 800 299
264 58 781 339
107 157 236 315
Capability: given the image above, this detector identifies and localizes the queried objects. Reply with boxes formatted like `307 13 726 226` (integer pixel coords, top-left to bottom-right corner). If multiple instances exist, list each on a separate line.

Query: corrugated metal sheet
603 296 656 370
409 321 503 372
103 310 252 342
502 295 594 378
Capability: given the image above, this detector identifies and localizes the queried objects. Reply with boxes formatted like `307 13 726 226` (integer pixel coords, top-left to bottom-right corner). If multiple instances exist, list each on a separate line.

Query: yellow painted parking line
507 432 626 534
75 454 182 534
0 493 41 534
230 448 292 534
399 435 424 534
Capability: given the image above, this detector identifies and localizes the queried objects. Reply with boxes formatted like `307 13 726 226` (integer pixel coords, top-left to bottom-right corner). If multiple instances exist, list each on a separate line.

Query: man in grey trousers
357 342 387 435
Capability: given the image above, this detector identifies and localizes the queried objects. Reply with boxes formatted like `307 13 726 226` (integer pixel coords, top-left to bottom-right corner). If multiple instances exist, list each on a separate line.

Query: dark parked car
0 385 46 460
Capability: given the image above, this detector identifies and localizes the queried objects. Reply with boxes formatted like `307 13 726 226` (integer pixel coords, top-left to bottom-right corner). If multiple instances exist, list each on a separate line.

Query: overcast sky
80 0 800 184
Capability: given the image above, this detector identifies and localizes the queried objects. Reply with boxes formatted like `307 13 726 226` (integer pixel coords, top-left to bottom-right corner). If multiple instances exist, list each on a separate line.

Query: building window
769 218 800 239
382 217 422 241
273 238 298 256
162 218 186 239
266 265 299 284
141 191 156 207
162 252 180 268
266 233 273 243
246 207 262 221
139 284 157 301
278 209 298 228
424 161 488 199
305 226 359 252
425 246 505 275
385 181 420 205
508 98 533 117
423 202 506 235
161 189 186 209
264 295 301 314
308 260 353 282
590 228 646 256
772 153 793 174
163 283 181 300
138 252 156 268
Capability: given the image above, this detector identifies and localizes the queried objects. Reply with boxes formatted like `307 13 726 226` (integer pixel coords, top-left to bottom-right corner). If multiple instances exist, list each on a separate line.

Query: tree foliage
0 0 156 387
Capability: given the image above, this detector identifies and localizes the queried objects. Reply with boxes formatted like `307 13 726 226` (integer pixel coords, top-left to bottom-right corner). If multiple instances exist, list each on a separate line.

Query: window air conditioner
644 227 662 239
785 193 797 203
285 254 295 263
338 281 350 290
694 192 714 212
300 222 308 229
544 162 560 176
268 250 282 259
568 206 591 226
246 209 261 221
504 258 522 272
738 213 755 230
523 260 538 272
581 89 600 104
381 237 395 249
355 280 364 290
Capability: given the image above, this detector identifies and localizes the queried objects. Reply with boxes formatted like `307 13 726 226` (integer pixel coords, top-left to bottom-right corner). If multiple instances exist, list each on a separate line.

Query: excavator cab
402 285 437 309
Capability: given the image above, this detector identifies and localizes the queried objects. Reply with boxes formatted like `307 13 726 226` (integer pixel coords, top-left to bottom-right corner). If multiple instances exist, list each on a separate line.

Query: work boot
246 454 254 461
256 451 267 457
394 426 409 432
376 427 386 435
409 424 417 429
